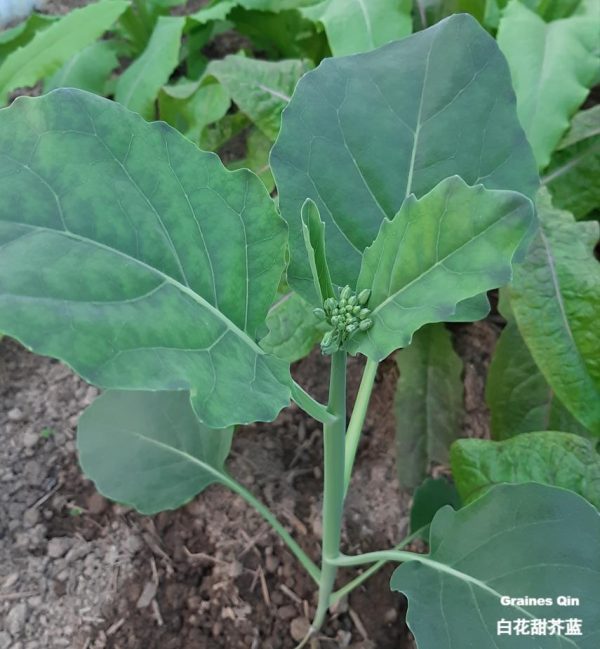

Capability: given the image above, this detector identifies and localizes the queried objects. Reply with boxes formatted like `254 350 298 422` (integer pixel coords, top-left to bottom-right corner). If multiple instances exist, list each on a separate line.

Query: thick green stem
291 380 337 425
343 358 378 495
220 473 320 584
311 351 347 633
330 527 427 604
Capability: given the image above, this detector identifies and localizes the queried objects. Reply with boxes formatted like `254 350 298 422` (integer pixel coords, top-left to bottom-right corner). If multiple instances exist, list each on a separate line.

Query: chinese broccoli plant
1 14 599 648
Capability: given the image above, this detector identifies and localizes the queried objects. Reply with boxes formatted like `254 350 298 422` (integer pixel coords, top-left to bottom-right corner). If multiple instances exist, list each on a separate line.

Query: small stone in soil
7 407 24 421
6 602 28 636
290 617 310 642
47 537 73 559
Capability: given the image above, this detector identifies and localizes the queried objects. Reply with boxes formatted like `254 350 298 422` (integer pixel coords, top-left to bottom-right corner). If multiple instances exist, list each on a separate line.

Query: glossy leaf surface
509 190 600 435
78 390 233 514
394 323 463 488
451 431 600 508
392 483 600 649
0 89 290 428
497 0 599 169
348 177 534 360
271 14 538 305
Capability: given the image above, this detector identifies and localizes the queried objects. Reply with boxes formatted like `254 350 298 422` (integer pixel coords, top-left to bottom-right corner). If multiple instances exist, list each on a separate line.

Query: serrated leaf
0 0 129 105
260 292 328 362
348 177 534 360
271 14 538 305
393 324 464 489
44 40 120 96
301 199 335 304
78 390 233 515
208 55 311 141
0 89 290 428
158 78 231 144
487 319 591 439
509 189 600 435
115 15 184 119
190 0 317 24
451 431 600 508
544 107 600 219
497 0 599 169
299 0 412 56
0 13 55 65
392 483 600 649
410 477 461 537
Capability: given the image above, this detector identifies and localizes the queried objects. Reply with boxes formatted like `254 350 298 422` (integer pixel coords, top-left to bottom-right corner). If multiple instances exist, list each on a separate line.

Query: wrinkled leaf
115 15 185 119
271 14 538 306
44 40 120 96
509 189 600 435
208 56 310 141
260 292 328 362
410 476 461 537
349 177 534 360
393 323 464 488
0 0 129 104
392 483 600 649
451 431 600 508
158 78 231 144
497 0 599 169
487 318 591 439
544 106 600 219
300 0 412 56
0 89 290 428
78 390 233 514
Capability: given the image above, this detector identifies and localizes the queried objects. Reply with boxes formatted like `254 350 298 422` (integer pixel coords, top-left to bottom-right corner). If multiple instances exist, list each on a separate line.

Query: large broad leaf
394 324 463 488
451 431 600 508
497 0 599 170
509 190 600 435
271 14 538 306
0 0 129 105
115 16 185 119
260 292 328 363
299 0 412 56
544 106 600 220
392 483 600 649
158 78 231 144
0 89 290 428
78 390 233 514
44 40 120 96
207 55 311 141
487 319 591 439
347 177 534 360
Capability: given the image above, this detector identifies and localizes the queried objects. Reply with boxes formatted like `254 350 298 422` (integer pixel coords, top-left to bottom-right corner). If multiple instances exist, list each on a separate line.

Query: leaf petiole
291 380 337 425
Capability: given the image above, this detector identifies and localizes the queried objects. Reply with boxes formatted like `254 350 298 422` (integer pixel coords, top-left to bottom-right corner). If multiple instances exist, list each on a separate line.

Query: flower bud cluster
313 286 373 355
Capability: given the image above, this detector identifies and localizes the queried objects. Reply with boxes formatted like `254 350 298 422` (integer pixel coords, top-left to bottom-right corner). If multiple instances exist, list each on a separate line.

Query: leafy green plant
1 15 600 647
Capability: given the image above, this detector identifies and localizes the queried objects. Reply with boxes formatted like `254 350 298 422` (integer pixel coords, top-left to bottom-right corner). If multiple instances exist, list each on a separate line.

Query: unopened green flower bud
340 285 352 300
358 289 371 305
348 295 357 306
324 297 336 312
346 322 358 333
345 305 352 312
359 308 370 319
339 298 347 308
313 308 326 320
332 307 339 316
321 330 333 347
359 319 373 331
352 306 361 315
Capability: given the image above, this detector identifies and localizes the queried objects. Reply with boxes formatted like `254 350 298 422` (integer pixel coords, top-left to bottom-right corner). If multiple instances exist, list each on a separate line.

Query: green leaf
44 40 120 96
158 78 231 144
392 483 600 649
487 318 591 439
228 127 275 193
115 15 185 119
300 0 412 56
260 292 328 362
497 0 599 169
271 14 538 305
544 107 600 219
0 89 290 428
78 390 233 514
348 177 534 360
190 0 318 23
301 199 335 304
0 0 129 105
393 324 464 489
0 13 55 66
485 0 584 26
208 55 311 141
410 476 461 537
451 431 600 508
509 189 600 435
